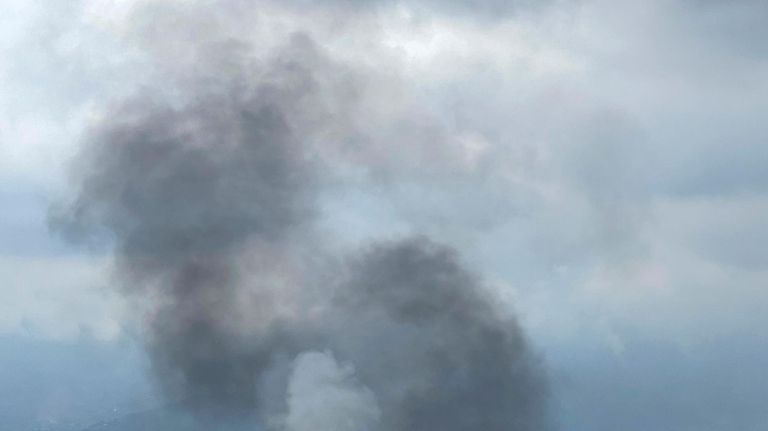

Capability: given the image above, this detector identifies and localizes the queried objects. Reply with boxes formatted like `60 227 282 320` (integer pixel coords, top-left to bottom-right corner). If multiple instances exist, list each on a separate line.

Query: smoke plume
324 237 551 431
56 34 331 413
54 2 552 430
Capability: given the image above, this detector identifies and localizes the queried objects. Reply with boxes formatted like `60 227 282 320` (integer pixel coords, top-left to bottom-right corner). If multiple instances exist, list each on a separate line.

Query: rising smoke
321 237 550 431
54 2 552 430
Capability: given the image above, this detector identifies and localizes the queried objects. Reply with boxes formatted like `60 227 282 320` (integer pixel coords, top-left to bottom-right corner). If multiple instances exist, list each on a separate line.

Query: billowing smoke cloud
53 1 552 430
313 237 550 431
55 34 332 413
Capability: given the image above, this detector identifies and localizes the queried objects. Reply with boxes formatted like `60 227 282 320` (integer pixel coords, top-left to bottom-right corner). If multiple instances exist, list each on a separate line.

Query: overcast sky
1 1 767 430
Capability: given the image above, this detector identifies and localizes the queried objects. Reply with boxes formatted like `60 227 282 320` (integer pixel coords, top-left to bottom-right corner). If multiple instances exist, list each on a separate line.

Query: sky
1 0 767 430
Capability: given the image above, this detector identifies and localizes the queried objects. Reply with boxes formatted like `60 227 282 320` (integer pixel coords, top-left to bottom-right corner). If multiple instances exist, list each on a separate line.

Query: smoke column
56 35 328 413
55 3 552 430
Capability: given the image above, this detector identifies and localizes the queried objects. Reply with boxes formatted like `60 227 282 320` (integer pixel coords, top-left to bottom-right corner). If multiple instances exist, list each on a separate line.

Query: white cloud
284 351 381 431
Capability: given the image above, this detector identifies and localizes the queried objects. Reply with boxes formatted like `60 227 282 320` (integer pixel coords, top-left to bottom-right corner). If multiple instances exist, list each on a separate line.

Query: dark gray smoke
55 35 329 413
54 3 552 430
325 237 551 431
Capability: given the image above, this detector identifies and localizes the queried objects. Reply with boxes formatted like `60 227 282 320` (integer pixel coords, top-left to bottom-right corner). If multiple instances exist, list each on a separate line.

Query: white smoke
284 351 381 431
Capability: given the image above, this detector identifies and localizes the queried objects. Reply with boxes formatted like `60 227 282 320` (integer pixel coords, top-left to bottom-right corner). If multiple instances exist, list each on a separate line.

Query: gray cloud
281 0 554 20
